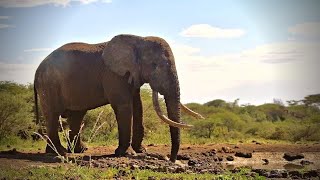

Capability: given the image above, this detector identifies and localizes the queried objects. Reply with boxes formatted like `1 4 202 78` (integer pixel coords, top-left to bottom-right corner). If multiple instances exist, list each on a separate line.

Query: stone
288 170 303 178
268 170 282 178
177 154 190 160
300 160 313 165
262 158 269 165
222 146 233 153
235 152 252 158
226 156 234 161
303 170 318 178
188 159 197 166
283 153 304 161
252 169 269 177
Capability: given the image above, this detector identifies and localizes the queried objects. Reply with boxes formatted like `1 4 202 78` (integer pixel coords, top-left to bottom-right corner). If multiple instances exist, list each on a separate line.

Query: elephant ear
102 36 142 88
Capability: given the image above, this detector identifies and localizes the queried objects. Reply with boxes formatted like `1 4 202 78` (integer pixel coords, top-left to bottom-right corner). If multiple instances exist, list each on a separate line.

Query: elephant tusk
152 91 193 128
180 103 205 119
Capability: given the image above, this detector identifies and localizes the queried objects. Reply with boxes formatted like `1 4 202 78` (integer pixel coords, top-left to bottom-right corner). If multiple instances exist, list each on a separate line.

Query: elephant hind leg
67 110 87 153
44 112 67 155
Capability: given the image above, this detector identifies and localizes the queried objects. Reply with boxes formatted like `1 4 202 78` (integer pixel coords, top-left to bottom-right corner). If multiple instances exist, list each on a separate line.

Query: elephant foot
114 146 131 157
132 145 146 153
68 141 88 153
45 144 67 156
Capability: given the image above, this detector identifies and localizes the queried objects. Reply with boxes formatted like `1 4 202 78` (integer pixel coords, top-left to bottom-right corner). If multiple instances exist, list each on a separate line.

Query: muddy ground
1 142 320 179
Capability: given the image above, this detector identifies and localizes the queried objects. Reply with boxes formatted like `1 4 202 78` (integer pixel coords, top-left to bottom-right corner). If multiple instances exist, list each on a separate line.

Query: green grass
0 133 307 153
0 136 45 151
0 165 266 180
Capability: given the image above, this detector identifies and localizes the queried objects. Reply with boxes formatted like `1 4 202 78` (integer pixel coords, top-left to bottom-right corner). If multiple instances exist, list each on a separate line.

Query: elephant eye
152 62 157 69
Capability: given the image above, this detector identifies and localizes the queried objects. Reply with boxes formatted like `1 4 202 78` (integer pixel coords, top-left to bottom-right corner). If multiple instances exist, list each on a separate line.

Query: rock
200 169 208 174
119 163 127 168
187 146 191 149
283 153 304 161
147 144 155 147
262 158 269 165
252 169 269 177
268 170 282 178
226 156 234 161
281 171 288 178
118 169 128 177
234 146 239 149
303 170 318 178
175 167 185 173
167 167 175 173
218 156 223 161
210 148 217 152
235 152 252 158
130 164 140 170
177 154 190 160
288 170 303 178
188 159 197 166
222 146 233 153
300 160 313 165
201 152 209 156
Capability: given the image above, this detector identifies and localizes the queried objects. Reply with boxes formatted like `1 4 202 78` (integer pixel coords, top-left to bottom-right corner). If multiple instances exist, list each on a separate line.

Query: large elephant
34 34 203 162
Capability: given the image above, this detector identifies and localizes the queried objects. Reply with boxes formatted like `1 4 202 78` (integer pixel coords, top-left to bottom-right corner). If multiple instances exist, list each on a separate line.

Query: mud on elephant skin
34 34 204 162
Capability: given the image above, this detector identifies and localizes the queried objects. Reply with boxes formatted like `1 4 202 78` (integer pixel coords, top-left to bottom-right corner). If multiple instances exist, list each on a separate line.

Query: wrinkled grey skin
34 34 182 162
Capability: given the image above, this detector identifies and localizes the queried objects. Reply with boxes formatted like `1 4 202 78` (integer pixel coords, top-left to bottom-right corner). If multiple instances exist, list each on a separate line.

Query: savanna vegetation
1 81 319 179
1 80 319 147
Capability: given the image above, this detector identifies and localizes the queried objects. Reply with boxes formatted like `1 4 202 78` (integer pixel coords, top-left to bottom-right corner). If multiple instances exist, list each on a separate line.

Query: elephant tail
34 84 40 124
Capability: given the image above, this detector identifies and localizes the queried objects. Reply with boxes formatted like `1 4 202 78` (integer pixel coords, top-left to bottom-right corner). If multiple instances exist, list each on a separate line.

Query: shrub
0 82 34 140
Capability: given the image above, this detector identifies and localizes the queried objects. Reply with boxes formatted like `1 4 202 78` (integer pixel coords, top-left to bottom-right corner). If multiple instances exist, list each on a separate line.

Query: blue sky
0 0 320 104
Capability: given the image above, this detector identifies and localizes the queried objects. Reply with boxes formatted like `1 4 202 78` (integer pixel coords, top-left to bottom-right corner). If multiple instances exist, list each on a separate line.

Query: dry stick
88 122 107 143
59 116 73 152
33 132 66 162
90 110 104 139
88 110 105 142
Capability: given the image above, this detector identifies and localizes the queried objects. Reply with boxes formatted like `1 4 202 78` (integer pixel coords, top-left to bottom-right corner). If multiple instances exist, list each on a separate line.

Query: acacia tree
303 94 320 108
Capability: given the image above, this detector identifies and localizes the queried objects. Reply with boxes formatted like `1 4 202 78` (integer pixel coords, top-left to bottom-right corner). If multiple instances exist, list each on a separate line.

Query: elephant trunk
164 92 181 162
152 85 187 162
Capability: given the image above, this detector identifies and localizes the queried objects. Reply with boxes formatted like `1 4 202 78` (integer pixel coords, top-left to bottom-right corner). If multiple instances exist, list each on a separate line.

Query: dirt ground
1 142 320 178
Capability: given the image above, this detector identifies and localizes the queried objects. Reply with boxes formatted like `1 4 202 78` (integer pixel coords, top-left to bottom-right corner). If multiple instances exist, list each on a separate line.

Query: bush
190 118 216 138
0 82 34 140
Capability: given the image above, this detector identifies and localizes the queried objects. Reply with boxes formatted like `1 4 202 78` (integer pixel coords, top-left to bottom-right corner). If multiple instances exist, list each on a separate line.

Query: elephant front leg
131 90 146 153
113 104 133 156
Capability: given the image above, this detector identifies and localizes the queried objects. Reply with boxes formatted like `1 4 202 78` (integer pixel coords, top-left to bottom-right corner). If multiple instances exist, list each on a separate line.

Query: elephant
34 34 204 162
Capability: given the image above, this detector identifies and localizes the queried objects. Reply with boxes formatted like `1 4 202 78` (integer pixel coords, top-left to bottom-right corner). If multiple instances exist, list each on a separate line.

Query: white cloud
24 48 53 52
0 62 38 84
180 24 245 39
0 16 10 19
172 41 320 104
0 0 111 8
288 22 320 38
0 24 13 29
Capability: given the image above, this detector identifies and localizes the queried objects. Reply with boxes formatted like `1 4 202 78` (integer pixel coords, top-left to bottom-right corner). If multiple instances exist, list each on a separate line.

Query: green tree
303 94 320 107
0 81 34 140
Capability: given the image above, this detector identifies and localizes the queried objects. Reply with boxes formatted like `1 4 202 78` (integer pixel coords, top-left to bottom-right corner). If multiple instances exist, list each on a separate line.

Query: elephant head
102 34 203 162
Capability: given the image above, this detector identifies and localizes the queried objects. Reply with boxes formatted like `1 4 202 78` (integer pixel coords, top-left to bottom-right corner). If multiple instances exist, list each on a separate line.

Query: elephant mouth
152 90 204 128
